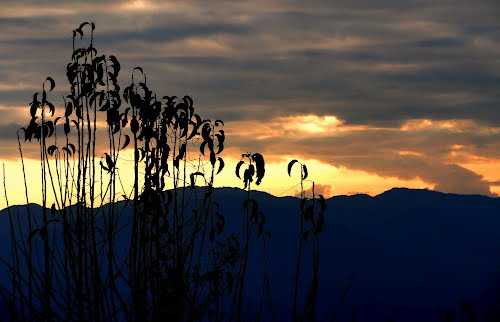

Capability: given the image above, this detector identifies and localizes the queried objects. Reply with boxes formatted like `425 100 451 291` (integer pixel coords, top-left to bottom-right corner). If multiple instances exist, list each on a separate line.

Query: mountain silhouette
1 187 500 322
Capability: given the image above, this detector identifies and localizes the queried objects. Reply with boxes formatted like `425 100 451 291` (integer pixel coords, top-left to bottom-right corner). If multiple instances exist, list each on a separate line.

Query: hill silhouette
2 187 500 322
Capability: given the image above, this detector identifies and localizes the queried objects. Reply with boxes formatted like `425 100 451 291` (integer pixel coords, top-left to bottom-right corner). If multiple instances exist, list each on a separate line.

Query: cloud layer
1 0 500 197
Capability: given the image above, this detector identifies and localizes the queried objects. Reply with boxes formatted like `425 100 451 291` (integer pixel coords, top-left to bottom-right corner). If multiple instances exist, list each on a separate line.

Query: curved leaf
133 66 144 75
45 77 55 91
78 21 90 31
121 134 130 150
67 143 76 154
302 164 308 180
235 160 245 179
47 145 58 156
216 157 224 174
252 153 265 185
46 101 55 116
62 147 72 156
215 132 225 154
287 159 298 177
200 140 207 156
46 121 54 137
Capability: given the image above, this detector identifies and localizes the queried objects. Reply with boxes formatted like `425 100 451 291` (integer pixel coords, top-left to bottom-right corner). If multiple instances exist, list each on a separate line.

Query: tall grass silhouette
1 22 328 322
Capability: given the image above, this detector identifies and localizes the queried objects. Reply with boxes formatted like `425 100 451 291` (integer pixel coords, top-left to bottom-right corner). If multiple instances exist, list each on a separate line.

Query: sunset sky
1 0 500 208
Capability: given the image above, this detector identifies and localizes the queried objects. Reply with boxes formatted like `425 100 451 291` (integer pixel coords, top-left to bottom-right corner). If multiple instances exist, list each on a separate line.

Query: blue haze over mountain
1 187 500 321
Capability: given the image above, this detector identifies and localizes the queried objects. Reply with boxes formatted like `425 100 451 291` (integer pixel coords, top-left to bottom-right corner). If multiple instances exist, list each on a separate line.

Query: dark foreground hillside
1 187 500 322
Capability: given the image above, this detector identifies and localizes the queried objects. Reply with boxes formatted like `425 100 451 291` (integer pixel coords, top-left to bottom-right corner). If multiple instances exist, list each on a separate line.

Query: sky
1 0 500 208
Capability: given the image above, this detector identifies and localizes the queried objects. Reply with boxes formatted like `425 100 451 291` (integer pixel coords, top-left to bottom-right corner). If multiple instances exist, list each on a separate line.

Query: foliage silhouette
0 22 333 322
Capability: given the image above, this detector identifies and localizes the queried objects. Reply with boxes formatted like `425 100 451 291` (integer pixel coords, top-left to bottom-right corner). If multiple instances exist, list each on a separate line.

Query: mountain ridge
1 186 498 213
1 187 500 321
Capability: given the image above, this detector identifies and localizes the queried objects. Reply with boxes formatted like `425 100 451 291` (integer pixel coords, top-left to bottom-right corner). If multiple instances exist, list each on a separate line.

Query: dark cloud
1 0 499 127
0 0 499 195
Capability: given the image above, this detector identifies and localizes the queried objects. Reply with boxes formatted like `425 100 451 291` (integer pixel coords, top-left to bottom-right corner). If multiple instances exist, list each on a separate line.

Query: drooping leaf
215 131 225 154
78 21 90 32
73 27 83 39
67 143 76 154
216 157 224 175
45 121 54 137
201 122 211 141
199 140 207 156
252 153 265 185
45 101 55 116
45 77 55 91
302 164 308 180
121 134 130 150
62 147 72 156
30 92 39 117
235 160 245 179
287 159 298 177
47 145 58 156
133 66 144 75
64 121 70 135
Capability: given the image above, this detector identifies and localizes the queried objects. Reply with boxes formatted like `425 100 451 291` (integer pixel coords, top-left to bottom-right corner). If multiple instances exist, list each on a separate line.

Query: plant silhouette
0 22 333 322
287 160 326 322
